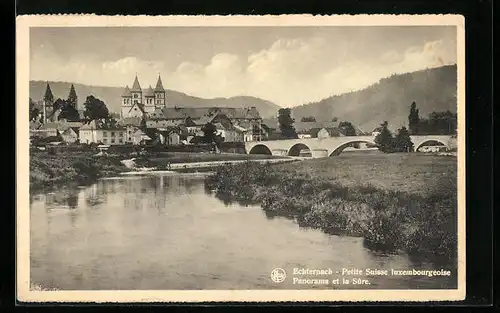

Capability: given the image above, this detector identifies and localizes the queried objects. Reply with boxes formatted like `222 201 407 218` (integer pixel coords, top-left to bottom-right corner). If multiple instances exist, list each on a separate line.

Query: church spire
43 82 54 102
131 74 142 92
154 73 165 92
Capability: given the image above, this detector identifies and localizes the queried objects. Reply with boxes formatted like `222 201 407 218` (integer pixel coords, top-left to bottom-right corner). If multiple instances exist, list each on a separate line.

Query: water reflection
30 174 457 291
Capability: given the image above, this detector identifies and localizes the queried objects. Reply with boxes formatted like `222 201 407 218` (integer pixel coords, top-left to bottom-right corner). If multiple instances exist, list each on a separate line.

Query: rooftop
151 106 262 120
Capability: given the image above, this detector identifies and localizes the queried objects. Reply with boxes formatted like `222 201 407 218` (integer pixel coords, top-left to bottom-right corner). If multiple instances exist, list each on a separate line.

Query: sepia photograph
16 14 465 302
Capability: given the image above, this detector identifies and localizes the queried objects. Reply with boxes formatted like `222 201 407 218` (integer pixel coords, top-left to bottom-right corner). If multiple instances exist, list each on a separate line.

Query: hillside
29 81 281 119
288 65 457 132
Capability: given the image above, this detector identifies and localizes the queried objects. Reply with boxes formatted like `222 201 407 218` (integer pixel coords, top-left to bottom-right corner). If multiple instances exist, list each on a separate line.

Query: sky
30 26 457 107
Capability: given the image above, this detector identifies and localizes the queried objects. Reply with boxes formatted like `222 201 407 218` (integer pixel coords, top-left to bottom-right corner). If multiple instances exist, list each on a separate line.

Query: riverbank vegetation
205 153 457 260
30 150 129 192
132 151 287 169
29 149 288 191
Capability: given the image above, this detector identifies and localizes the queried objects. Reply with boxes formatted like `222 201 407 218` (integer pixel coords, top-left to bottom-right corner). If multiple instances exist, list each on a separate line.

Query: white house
214 123 244 143
419 145 448 153
131 129 152 145
117 117 143 144
371 126 383 137
60 127 78 144
79 120 127 145
298 133 312 139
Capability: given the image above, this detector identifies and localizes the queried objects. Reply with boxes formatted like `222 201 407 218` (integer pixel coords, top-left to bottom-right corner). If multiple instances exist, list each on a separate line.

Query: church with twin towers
121 74 166 118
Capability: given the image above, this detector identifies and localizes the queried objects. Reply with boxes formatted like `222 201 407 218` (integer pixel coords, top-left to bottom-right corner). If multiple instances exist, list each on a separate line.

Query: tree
374 121 395 153
408 101 420 134
201 122 217 144
428 110 457 135
300 116 316 122
393 126 414 152
278 108 298 139
53 98 66 112
58 105 80 121
338 121 357 136
67 84 78 108
29 98 39 121
418 111 457 135
83 95 110 119
332 117 338 122
51 98 81 121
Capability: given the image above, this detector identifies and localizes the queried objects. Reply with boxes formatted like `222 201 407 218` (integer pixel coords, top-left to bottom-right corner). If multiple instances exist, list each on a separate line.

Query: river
30 173 457 290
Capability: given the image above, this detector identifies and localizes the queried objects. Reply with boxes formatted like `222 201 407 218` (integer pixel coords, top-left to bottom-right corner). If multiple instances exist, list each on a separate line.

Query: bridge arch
329 140 376 156
248 144 272 155
288 143 311 156
415 139 449 152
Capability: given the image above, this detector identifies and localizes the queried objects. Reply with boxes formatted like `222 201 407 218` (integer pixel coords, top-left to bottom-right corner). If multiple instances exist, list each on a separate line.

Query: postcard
16 14 465 303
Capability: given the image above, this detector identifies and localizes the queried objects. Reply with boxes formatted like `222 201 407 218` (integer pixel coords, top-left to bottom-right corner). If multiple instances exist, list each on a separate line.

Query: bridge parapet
245 135 454 157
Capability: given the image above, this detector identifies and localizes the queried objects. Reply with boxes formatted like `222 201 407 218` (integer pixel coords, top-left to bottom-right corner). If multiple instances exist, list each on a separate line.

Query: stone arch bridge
245 135 454 158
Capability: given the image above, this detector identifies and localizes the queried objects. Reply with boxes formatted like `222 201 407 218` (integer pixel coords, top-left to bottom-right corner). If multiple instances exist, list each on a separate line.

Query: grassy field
275 152 457 197
205 153 458 260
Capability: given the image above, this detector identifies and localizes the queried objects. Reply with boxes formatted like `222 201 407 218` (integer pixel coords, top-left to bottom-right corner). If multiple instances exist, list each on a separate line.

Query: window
119 132 124 137
128 137 131 141
111 132 115 136
119 139 123 143
133 94 138 98
103 131 107 136
134 100 138 104
103 138 108 143
111 139 115 143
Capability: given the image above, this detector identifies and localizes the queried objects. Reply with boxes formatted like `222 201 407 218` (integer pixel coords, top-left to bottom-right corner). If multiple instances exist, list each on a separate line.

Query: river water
30 173 457 290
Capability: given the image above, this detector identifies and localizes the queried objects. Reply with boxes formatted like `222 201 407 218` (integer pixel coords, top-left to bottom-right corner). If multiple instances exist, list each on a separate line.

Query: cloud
31 37 456 107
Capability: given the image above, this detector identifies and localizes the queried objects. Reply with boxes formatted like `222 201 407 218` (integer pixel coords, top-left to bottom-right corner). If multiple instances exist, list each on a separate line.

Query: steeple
131 75 142 92
43 82 54 102
154 74 165 92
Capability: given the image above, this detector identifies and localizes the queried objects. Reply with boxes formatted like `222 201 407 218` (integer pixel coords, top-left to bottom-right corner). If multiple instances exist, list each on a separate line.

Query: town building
30 119 83 144
317 127 343 139
371 127 383 137
117 117 143 144
131 129 152 145
418 145 448 153
294 121 339 139
79 120 126 145
60 127 79 144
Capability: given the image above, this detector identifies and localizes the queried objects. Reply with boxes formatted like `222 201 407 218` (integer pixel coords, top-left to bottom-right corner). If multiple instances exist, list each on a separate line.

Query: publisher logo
271 268 287 283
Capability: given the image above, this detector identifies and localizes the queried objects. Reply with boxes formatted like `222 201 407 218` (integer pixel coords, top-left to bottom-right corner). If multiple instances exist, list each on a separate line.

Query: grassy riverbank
29 150 288 192
30 150 129 192
205 153 457 260
132 151 288 169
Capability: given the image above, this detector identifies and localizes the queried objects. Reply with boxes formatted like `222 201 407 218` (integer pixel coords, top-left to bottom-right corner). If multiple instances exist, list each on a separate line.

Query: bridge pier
311 149 328 158
271 149 288 156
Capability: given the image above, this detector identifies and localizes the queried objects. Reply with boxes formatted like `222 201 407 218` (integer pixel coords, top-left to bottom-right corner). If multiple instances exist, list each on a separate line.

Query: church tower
130 75 143 105
154 74 166 110
120 85 132 118
144 85 155 114
42 82 54 123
